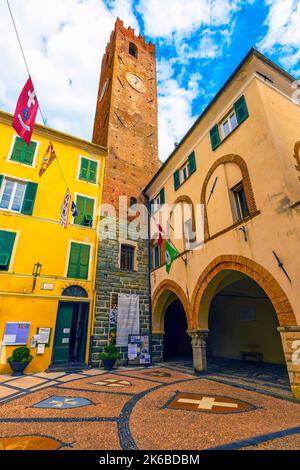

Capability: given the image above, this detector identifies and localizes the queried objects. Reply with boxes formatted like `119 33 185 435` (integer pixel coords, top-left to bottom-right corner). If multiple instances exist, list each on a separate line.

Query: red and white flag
60 189 71 228
13 77 39 146
157 223 164 247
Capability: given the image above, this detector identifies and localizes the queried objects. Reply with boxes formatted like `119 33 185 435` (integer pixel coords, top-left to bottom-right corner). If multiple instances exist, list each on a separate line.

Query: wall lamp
32 262 42 292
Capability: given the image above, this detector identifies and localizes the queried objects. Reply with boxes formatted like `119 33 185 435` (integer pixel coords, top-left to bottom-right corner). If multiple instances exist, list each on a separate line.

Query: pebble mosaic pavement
0 363 299 450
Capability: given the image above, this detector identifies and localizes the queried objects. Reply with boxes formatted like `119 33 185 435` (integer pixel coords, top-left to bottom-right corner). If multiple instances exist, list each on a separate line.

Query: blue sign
33 396 93 409
3 322 31 345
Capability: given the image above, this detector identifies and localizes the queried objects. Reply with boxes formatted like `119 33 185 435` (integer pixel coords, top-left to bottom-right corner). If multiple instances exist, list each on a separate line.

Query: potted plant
8 347 33 376
99 345 122 371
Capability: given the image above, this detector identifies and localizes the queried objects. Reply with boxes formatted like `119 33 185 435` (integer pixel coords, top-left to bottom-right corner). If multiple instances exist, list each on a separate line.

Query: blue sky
0 0 299 161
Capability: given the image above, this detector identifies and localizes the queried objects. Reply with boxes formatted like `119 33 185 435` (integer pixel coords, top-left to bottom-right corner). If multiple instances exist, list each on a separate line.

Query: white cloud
0 0 137 138
0 0 249 164
157 60 202 159
137 0 241 38
258 0 300 69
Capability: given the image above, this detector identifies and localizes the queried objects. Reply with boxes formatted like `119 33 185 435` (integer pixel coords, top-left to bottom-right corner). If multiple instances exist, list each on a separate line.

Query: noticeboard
2 322 31 346
128 335 151 365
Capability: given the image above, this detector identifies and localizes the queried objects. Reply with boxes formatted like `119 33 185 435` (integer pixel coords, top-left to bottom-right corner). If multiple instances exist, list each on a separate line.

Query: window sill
8 159 35 168
78 178 97 185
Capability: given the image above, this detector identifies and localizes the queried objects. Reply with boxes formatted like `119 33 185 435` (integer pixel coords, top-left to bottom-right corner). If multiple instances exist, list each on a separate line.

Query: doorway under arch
164 298 192 361
207 275 285 365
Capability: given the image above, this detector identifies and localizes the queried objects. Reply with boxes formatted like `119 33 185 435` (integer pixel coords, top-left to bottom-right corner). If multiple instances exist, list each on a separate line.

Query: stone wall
278 326 300 399
92 218 151 365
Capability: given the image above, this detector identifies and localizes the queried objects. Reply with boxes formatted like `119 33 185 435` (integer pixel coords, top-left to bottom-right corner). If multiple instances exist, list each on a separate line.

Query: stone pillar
152 332 164 363
278 326 300 399
188 329 209 373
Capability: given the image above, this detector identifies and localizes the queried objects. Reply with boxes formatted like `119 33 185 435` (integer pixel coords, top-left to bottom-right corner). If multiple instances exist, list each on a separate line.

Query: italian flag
165 241 179 274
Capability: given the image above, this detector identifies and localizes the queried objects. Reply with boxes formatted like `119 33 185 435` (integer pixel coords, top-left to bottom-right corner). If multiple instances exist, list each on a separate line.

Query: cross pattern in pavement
167 392 256 413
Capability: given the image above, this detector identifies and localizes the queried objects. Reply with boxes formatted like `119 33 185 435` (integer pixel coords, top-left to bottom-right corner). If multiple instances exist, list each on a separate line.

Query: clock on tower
92 18 159 207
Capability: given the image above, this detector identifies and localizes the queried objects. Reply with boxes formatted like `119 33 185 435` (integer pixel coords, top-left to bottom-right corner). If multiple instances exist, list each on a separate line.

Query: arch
200 154 258 240
173 195 196 233
62 285 88 298
191 255 297 330
152 280 191 332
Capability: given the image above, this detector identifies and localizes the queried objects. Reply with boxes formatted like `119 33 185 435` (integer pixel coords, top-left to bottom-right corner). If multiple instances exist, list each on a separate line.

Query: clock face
99 79 108 101
126 72 146 93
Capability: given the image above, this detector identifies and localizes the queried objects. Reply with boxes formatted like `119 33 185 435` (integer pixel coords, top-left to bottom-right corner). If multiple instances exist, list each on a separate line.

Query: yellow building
144 49 300 398
0 110 106 374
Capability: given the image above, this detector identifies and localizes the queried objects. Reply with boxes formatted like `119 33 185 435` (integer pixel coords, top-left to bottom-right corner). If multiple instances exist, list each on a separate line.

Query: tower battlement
103 17 155 59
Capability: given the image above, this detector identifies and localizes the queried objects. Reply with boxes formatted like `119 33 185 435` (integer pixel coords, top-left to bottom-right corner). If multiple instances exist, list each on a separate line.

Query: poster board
37 327 52 346
108 293 119 345
2 322 31 346
116 294 140 347
128 335 151 365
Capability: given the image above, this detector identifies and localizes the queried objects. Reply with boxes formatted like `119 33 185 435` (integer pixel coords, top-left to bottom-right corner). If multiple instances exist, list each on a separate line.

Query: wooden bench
241 352 263 363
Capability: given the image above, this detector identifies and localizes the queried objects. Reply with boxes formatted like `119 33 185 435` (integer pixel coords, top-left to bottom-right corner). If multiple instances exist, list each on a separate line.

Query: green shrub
8 347 33 364
99 345 122 361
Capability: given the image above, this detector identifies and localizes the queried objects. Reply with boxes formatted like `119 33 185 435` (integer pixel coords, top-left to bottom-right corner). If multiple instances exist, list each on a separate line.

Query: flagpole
148 205 187 266
7 0 71 193
6 0 47 127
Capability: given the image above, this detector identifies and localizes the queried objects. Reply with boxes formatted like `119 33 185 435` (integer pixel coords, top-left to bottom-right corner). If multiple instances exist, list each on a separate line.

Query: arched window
129 42 138 58
130 196 137 207
62 285 88 298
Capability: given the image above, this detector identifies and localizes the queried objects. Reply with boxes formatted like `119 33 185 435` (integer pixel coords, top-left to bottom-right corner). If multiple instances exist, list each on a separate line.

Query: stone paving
0 365 299 450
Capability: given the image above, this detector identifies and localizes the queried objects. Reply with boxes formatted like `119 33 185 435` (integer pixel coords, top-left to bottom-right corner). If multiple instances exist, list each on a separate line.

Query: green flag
165 241 179 274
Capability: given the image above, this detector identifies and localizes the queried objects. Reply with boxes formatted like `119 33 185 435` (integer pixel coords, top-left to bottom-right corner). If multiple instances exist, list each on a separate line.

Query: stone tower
93 17 159 205
91 19 159 364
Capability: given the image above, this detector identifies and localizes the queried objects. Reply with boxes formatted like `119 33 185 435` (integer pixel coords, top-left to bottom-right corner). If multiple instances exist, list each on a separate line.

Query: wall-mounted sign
128 335 151 365
2 322 31 346
108 293 118 345
37 344 45 355
37 328 51 345
41 283 54 291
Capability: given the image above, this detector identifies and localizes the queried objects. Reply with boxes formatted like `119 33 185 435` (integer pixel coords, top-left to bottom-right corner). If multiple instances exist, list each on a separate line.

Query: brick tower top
92 18 159 207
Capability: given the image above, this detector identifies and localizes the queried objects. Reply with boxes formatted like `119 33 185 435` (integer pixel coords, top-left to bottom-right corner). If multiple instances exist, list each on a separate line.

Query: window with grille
120 244 135 271
231 183 249 222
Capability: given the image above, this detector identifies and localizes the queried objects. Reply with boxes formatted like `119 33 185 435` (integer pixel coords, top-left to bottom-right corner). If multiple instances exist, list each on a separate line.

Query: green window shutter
23 141 37 165
210 125 221 151
68 243 81 278
159 188 165 205
79 244 90 279
80 158 98 183
21 182 38 215
88 160 97 183
188 151 196 175
80 158 89 180
0 231 16 271
234 95 249 125
11 137 36 165
0 175 3 189
174 170 180 191
68 242 90 279
74 195 94 226
10 137 25 163
74 195 85 225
